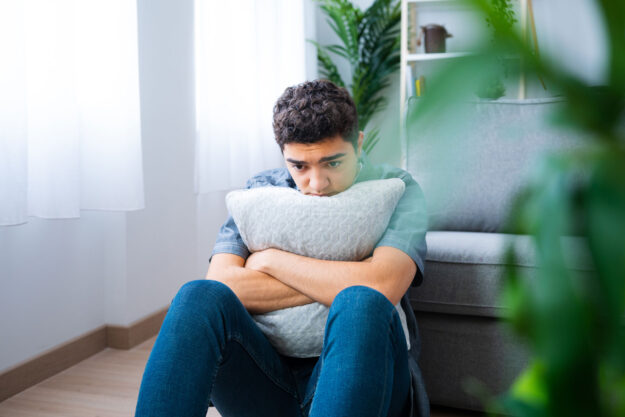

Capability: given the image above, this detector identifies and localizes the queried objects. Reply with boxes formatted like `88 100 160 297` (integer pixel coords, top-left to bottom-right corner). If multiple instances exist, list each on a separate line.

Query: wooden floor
0 336 479 416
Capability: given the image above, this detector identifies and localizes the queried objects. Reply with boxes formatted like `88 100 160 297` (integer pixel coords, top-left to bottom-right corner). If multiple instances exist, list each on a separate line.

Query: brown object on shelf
417 24 453 53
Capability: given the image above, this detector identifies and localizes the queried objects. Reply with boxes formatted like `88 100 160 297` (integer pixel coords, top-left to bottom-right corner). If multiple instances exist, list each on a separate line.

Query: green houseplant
492 0 625 413
408 0 625 416
310 0 401 153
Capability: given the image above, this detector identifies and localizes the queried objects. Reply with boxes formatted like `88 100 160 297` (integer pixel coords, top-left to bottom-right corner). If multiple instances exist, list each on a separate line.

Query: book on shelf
405 64 415 97
406 64 426 98
415 75 425 97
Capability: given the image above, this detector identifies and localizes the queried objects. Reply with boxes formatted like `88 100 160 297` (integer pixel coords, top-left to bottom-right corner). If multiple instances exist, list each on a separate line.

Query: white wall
528 0 607 92
0 213 124 372
123 0 200 326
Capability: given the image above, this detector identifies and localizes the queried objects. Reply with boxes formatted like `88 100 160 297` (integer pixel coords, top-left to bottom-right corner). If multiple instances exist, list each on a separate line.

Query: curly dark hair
272 79 359 151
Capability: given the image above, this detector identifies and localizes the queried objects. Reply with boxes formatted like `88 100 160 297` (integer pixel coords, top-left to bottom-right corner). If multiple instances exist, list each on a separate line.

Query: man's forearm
207 266 315 314
247 247 416 307
255 251 370 306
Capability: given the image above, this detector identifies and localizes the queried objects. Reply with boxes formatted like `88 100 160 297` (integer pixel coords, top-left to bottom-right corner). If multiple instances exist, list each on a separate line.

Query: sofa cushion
410 231 594 318
406 98 586 232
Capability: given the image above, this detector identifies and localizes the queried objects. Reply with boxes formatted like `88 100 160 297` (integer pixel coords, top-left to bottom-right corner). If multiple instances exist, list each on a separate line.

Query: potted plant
310 0 401 153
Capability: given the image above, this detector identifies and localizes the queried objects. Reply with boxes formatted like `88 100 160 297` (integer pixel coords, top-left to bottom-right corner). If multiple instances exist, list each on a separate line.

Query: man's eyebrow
285 153 346 165
318 153 346 163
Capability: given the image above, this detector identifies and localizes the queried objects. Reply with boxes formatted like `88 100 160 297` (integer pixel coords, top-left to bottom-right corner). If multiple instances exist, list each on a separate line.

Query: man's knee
323 286 400 355
172 279 239 315
328 285 394 324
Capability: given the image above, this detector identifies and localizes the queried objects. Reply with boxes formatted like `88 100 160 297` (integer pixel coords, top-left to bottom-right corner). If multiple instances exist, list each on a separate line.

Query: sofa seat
412 231 593 318
409 231 592 410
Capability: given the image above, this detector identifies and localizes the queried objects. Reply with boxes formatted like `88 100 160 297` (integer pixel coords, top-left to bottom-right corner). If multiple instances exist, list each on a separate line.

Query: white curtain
194 0 307 193
0 0 144 227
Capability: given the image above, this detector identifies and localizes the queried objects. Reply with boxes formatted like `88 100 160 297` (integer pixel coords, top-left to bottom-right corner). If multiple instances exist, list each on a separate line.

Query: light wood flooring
0 335 479 416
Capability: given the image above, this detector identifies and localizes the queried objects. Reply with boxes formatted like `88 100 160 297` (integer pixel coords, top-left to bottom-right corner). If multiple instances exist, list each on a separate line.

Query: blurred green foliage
477 0 516 99
407 1 625 416
309 0 401 153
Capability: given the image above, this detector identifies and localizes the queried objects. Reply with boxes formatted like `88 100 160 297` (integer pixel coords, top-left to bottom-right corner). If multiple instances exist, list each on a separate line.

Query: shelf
407 0 468 5
400 0 482 169
407 0 462 3
406 52 472 61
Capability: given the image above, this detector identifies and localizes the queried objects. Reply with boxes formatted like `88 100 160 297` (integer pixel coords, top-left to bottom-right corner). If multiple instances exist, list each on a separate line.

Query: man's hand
244 249 272 272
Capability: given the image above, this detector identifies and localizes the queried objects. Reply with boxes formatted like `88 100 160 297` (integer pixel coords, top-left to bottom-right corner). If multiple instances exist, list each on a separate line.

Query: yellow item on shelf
415 76 425 97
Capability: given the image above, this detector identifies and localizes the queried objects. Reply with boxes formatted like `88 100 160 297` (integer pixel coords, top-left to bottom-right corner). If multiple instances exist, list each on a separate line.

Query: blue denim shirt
211 150 430 416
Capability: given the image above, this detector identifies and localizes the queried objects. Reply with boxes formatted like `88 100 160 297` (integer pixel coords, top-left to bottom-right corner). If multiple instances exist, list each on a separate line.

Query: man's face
283 132 364 197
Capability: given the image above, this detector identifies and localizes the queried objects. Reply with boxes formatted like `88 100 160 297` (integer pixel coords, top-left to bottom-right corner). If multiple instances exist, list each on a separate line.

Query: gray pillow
226 178 407 357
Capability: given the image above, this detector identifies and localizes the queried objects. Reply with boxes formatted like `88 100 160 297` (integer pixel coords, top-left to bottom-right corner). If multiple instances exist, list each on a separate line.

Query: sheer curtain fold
194 0 307 193
0 0 144 226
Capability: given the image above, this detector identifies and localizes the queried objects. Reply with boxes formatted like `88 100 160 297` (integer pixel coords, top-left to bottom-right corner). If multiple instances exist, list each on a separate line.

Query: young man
135 80 429 417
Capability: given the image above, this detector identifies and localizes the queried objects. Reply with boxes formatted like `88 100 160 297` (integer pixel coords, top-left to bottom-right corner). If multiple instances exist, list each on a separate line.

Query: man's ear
357 131 364 156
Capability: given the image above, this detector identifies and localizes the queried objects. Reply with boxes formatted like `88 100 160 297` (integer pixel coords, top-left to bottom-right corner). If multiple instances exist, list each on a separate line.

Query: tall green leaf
311 0 401 152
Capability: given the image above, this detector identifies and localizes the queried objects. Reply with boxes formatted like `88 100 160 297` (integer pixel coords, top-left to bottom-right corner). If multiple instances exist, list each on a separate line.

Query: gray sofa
404 98 592 411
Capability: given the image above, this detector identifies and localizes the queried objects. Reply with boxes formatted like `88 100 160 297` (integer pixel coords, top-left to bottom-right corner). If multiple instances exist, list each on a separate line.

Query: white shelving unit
399 0 474 168
399 0 476 123
406 0 464 4
406 52 472 61
399 0 528 169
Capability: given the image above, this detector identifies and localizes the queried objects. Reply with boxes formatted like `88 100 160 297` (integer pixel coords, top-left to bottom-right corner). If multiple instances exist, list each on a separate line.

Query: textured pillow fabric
226 178 406 357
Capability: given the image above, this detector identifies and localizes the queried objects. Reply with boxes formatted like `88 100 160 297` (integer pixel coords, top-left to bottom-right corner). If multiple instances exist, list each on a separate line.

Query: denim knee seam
207 349 225 411
301 356 322 408
388 309 403 354
376 337 391 417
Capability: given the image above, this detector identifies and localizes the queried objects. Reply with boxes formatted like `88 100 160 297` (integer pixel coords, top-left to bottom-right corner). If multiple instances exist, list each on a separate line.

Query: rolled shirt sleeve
374 171 428 283
211 215 250 260
210 168 295 262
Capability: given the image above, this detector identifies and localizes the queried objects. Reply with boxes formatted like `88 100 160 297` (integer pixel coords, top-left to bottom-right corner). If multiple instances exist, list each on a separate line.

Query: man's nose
308 169 328 192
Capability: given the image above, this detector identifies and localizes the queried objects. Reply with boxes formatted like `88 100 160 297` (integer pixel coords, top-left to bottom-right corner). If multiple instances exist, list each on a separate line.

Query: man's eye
328 161 341 168
293 164 304 171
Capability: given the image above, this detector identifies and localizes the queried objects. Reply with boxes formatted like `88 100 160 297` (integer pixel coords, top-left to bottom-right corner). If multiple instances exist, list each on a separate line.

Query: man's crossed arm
206 246 416 314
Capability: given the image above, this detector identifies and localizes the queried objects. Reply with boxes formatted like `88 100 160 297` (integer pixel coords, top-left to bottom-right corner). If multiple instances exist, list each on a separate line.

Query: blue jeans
135 280 411 417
